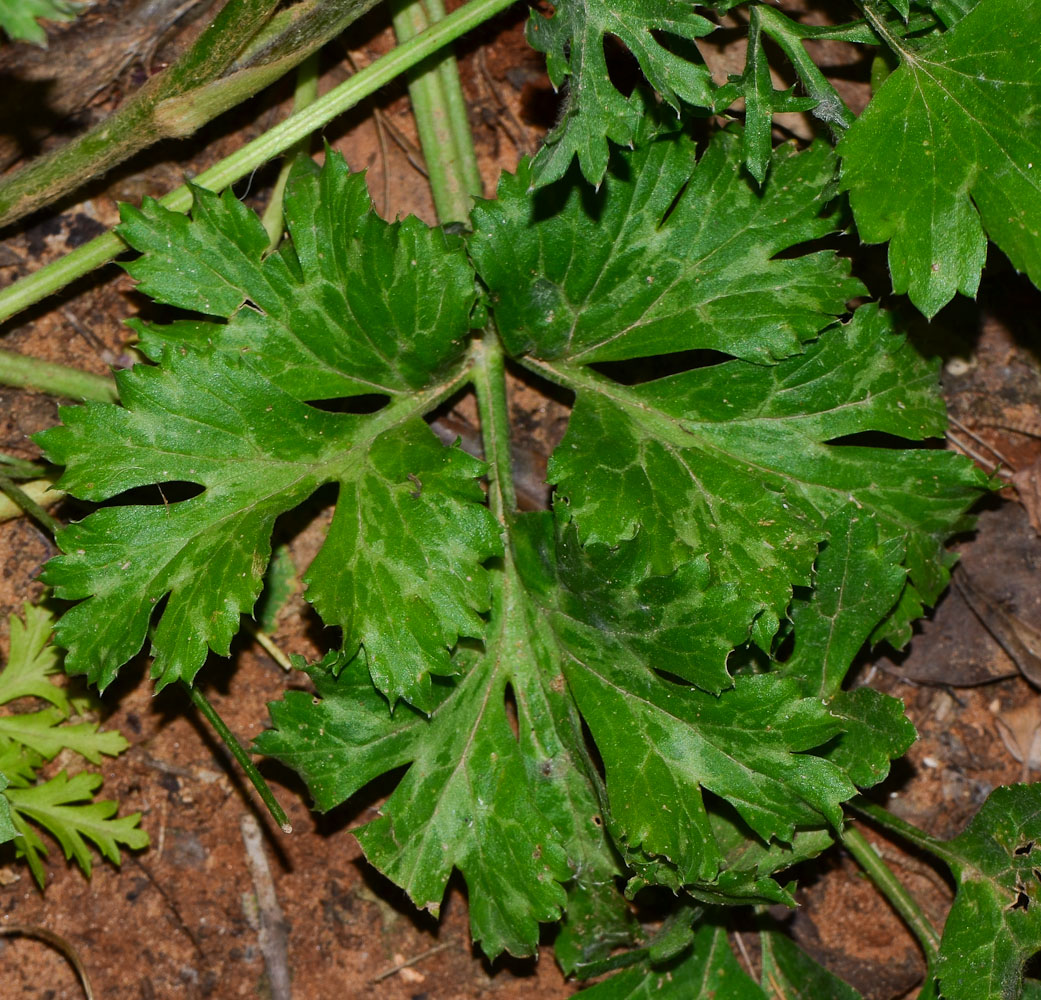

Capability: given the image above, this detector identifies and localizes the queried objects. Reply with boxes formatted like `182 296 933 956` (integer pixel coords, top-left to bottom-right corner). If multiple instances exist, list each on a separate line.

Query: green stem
840 822 941 964
184 682 292 833
0 471 62 536
0 348 118 402
0 0 517 326
0 479 63 525
261 52 321 249
848 795 960 868
473 331 516 522
390 0 482 223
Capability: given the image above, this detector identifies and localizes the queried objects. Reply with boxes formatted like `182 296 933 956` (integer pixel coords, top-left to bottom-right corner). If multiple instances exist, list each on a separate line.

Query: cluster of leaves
0 605 148 886
19 0 1041 993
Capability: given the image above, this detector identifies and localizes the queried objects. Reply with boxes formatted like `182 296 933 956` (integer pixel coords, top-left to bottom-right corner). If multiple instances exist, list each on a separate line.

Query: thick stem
848 795 959 868
473 332 516 522
390 0 483 223
0 0 518 326
0 348 118 403
184 683 292 833
840 822 941 965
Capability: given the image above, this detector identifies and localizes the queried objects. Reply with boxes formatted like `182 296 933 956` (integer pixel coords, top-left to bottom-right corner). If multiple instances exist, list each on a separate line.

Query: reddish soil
1 2 1039 998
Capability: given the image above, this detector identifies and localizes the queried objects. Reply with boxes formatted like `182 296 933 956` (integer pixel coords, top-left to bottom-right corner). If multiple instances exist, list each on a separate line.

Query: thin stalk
0 348 118 402
0 471 62 536
389 0 482 222
0 0 518 326
0 479 63 524
840 822 941 964
848 794 959 867
473 332 516 521
184 682 292 833
261 53 321 249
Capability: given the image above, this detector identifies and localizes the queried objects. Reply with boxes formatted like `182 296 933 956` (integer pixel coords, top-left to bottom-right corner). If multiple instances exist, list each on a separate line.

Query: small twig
947 414 1016 470
945 430 1013 478
0 471 62 536
240 813 292 1000
732 929 756 979
0 924 95 999
372 942 453 982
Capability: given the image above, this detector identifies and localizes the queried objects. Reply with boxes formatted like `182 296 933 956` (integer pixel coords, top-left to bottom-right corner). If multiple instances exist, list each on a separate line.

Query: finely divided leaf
526 3 718 185
839 0 1041 316
39 153 498 706
4 771 148 885
0 0 80 44
0 604 67 711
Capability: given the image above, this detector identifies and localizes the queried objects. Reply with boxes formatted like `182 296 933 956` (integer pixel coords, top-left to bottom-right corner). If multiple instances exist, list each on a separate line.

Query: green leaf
254 542 298 633
579 921 768 998
935 784 1041 1000
526 1 719 185
785 506 907 698
839 0 1041 316
0 603 68 712
471 128 864 368
759 923 863 998
0 772 17 844
0 0 79 45
0 708 128 763
39 153 498 706
5 771 148 886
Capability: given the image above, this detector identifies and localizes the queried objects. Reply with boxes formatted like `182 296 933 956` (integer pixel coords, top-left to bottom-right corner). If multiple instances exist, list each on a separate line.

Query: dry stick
372 942 453 982
944 429 1013 478
240 812 292 1000
0 924 95 999
947 413 1016 469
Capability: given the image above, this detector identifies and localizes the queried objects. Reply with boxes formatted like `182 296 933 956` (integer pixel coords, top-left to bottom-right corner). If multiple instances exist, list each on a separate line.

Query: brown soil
0 3 1039 998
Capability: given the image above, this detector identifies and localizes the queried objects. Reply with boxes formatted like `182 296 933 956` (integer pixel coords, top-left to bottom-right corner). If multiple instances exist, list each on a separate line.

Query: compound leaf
38 153 498 707
839 0 1041 316
4 771 149 885
0 603 67 712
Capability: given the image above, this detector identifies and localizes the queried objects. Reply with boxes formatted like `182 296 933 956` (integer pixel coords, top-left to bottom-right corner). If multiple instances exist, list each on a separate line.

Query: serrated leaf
580 922 768 998
839 0 1041 316
38 153 499 706
471 129 864 368
537 304 981 642
526 2 718 185
934 784 1041 1000
5 771 148 885
786 506 907 698
0 603 67 712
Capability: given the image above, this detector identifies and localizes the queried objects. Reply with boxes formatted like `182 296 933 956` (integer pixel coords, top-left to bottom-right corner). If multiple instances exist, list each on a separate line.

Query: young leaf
526 4 719 185
934 784 1041 1000
4 771 149 886
38 153 499 706
0 603 68 712
839 0 1041 316
0 708 128 763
